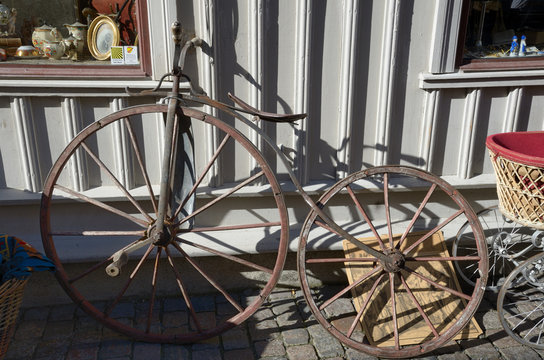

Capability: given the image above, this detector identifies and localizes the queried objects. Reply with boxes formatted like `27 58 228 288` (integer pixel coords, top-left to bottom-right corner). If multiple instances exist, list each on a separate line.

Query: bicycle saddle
227 93 307 123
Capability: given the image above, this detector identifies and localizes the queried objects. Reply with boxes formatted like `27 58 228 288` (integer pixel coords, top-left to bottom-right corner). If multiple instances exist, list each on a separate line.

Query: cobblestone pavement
6 288 544 360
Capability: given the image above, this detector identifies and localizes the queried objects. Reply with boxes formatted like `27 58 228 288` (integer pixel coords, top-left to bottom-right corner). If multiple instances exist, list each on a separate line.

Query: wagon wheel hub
149 220 177 247
380 248 405 273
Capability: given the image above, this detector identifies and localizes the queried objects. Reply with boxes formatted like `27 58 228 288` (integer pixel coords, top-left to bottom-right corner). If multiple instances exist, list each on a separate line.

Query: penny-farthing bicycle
40 22 488 358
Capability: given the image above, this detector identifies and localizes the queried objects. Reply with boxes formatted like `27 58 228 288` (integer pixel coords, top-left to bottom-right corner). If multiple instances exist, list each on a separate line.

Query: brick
98 339 132 359
499 346 541 360
192 348 221 360
282 328 309 346
307 324 344 358
254 339 286 357
285 344 317 360
133 342 161 360
222 327 250 350
66 343 99 360
223 348 255 360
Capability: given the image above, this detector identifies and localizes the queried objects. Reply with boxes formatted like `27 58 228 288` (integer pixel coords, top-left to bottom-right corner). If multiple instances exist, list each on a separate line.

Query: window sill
419 69 544 89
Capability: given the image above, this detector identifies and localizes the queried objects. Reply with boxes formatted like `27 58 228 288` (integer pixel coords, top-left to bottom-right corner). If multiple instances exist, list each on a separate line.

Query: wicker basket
487 132 544 230
0 278 27 359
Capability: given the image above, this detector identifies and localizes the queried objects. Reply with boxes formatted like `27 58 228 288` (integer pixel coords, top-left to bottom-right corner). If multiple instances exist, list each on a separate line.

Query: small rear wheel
297 166 488 358
497 252 544 349
40 104 288 342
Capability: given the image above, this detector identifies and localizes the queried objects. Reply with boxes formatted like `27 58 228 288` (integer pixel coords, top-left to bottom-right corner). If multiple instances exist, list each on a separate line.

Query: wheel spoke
406 255 481 262
401 265 472 301
54 184 148 227
397 184 437 250
188 221 281 232
319 265 383 311
172 133 231 221
178 238 273 274
50 230 145 236
68 257 113 284
346 272 385 338
124 117 158 215
403 209 464 255
147 247 161 333
346 185 386 251
175 170 265 227
165 247 203 333
104 244 154 316
389 273 400 350
81 142 154 223
306 257 377 264
383 173 394 249
171 242 244 313
399 272 439 338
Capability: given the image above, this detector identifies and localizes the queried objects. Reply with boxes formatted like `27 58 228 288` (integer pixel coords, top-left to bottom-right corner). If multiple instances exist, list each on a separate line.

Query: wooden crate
342 231 482 347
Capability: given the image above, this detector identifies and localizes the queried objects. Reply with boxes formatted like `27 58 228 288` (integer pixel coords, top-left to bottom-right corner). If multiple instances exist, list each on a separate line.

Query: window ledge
419 69 544 89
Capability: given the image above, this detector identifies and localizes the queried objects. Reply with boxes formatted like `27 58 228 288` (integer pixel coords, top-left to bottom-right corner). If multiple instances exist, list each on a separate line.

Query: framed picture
87 15 120 60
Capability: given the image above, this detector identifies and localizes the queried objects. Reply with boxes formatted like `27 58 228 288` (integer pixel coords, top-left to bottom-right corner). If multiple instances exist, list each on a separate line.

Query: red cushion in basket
486 131 544 168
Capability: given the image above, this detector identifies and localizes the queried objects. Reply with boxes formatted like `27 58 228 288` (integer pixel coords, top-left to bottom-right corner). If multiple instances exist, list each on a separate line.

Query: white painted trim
12 97 40 193
429 0 463 74
503 87 523 132
374 0 400 166
420 70 544 89
419 90 440 172
336 0 358 180
294 0 311 185
61 98 86 192
458 89 480 179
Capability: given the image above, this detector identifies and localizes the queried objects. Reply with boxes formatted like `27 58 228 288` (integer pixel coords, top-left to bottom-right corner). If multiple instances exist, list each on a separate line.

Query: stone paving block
164 297 187 312
34 338 70 359
99 339 133 359
43 320 74 340
49 303 77 321
162 344 190 359
436 353 469 360
485 328 522 349
307 324 344 358
499 345 541 360
133 342 161 360
285 344 318 360
254 339 286 357
162 310 188 328
109 302 136 319
248 319 281 341
323 298 355 318
222 327 250 350
192 295 215 312
478 309 502 330
66 343 99 360
344 348 380 360
192 348 222 360
249 307 275 322
223 348 256 360
23 307 50 321
4 339 36 359
276 308 303 327
13 319 46 340
268 289 295 302
282 328 309 346
431 341 462 356
460 338 500 359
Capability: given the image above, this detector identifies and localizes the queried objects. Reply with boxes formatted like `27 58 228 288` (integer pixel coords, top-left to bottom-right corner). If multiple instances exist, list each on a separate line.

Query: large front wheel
40 104 289 342
298 166 488 358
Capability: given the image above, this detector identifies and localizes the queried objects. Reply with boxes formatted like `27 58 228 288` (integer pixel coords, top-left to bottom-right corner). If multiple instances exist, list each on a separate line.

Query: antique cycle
39 22 488 358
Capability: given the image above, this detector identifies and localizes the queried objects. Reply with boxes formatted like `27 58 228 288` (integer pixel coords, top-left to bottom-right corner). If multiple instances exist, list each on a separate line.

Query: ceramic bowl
15 45 39 57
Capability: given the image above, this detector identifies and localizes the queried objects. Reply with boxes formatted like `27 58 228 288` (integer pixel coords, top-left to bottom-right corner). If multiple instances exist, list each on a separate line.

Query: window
0 0 150 77
458 0 544 70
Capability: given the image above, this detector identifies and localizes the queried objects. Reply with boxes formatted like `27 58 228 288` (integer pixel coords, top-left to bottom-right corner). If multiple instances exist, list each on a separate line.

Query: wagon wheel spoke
164 247 203 333
172 133 231 221
53 184 149 227
81 142 154 223
399 271 439 338
175 170 265 228
346 272 385 338
396 184 437 250
171 242 244 313
401 265 472 301
389 273 400 350
104 244 155 317
346 185 386 251
383 173 394 249
123 117 158 215
147 247 162 333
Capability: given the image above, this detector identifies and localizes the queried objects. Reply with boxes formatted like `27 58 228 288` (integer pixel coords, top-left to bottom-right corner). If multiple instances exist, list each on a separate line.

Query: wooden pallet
342 231 482 347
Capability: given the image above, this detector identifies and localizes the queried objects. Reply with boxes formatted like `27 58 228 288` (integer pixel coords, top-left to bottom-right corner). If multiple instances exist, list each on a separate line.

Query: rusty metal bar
346 185 387 251
81 142 154 223
175 170 265 227
177 238 273 274
402 266 472 301
164 247 203 333
399 272 439 338
403 208 464 255
50 230 145 236
171 242 244 313
172 133 231 220
123 117 158 215
318 265 383 311
396 183 437 250
54 184 148 227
